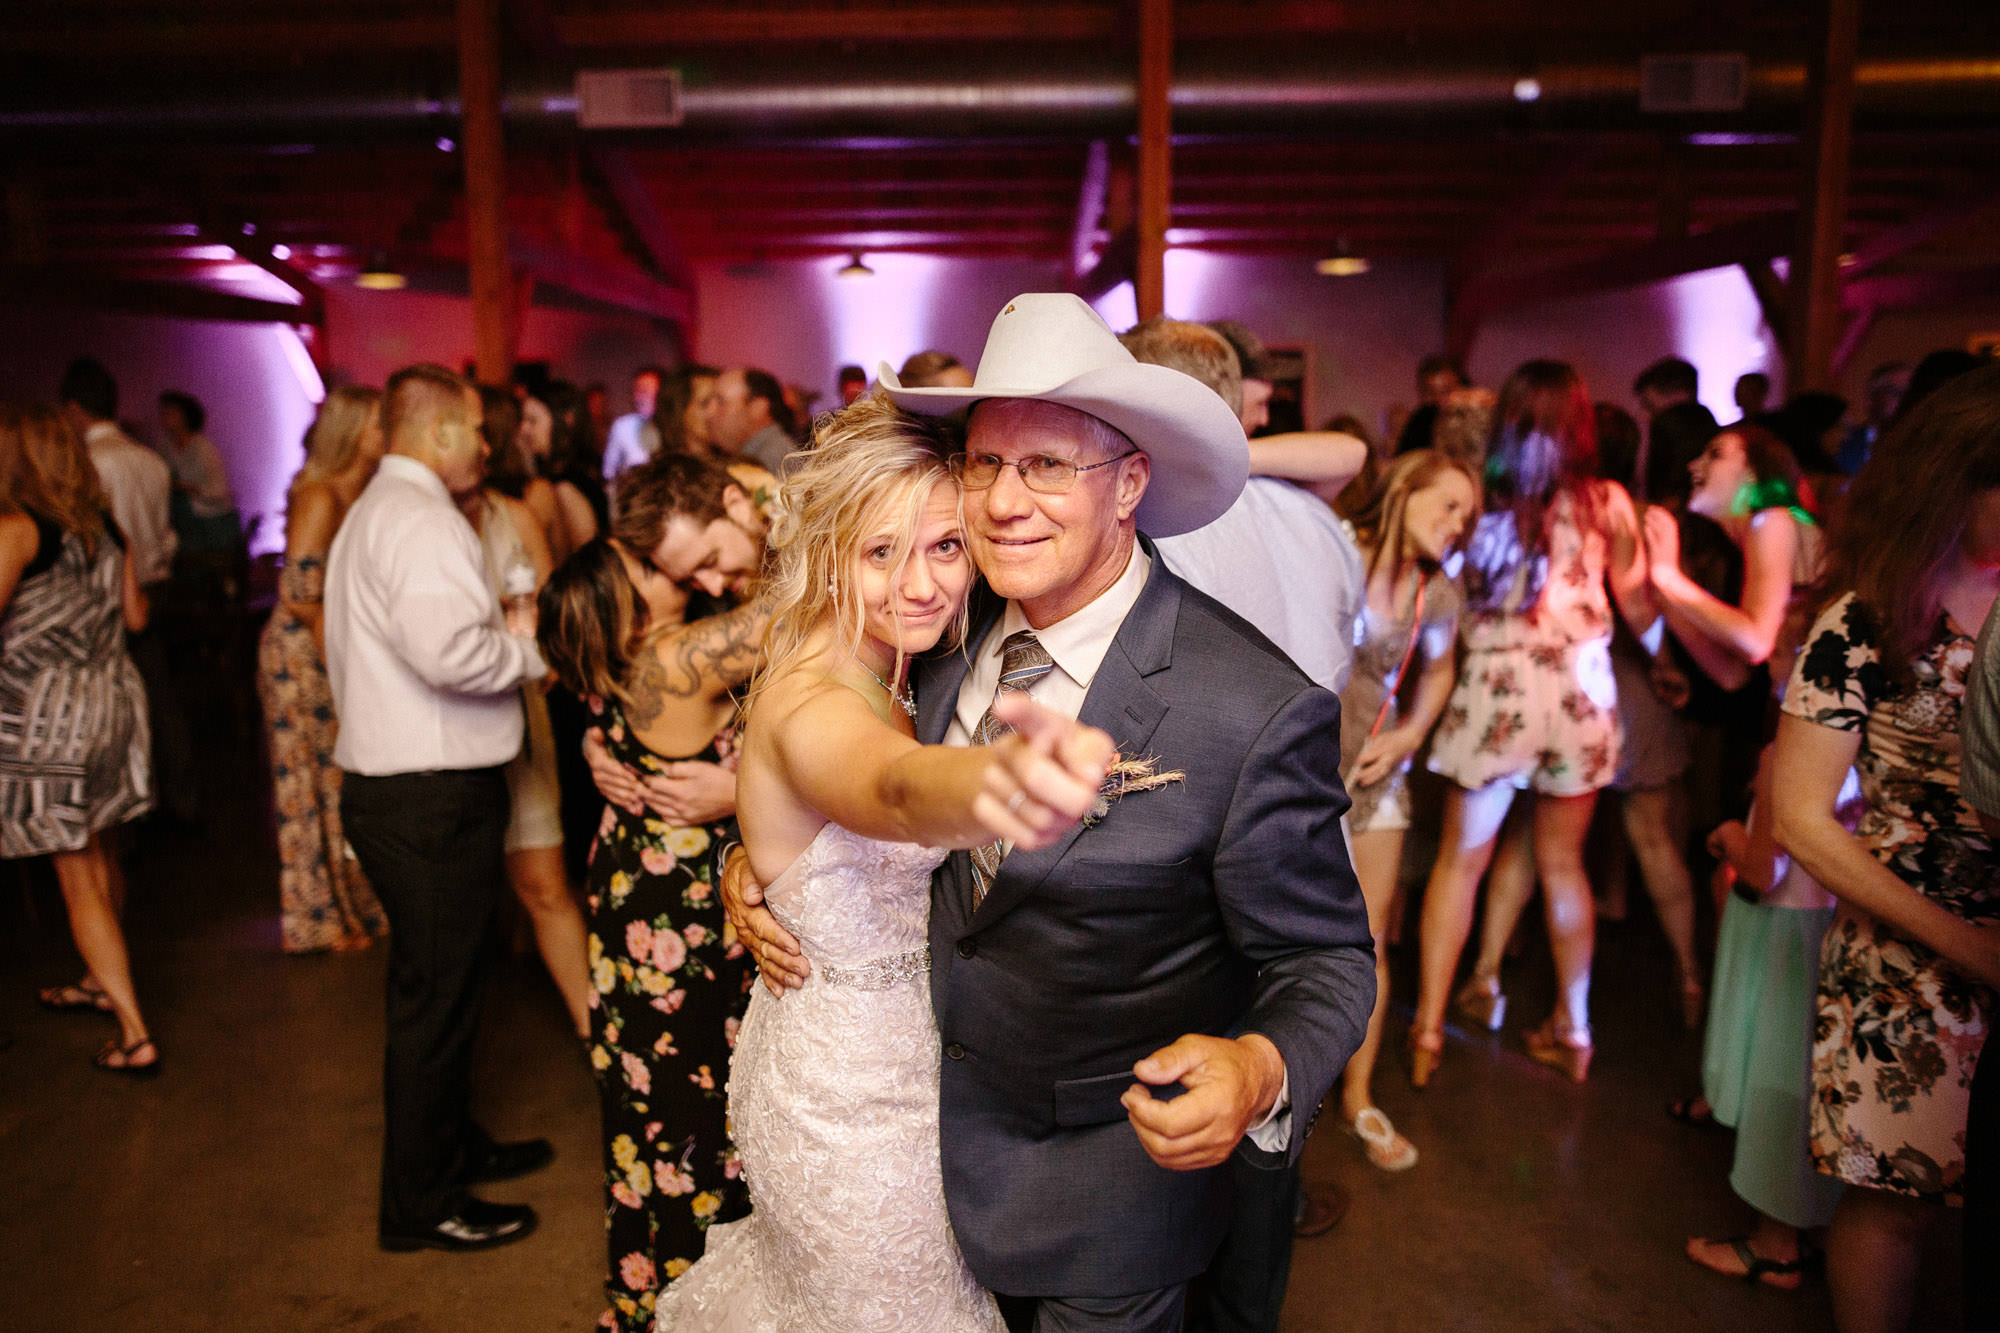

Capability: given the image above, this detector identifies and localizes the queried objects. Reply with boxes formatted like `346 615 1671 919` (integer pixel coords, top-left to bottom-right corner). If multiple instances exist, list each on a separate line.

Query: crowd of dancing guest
9 298 2000 1333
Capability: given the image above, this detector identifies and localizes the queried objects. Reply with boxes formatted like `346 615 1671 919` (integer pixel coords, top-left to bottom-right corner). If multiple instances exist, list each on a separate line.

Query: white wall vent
575 69 684 130
1640 54 1748 113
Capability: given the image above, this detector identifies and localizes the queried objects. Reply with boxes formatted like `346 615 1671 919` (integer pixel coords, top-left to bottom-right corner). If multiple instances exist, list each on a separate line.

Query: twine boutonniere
1083 755 1185 828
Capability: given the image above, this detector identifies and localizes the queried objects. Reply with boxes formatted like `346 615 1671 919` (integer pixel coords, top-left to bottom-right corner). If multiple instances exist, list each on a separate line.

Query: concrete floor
0 722 1958 1331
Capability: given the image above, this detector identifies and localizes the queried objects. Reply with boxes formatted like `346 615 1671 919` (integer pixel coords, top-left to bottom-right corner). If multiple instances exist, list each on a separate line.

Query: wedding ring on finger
1006 790 1027 815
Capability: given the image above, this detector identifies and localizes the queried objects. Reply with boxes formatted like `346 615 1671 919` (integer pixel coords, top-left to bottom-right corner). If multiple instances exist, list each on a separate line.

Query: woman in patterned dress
256 386 389 953
1333 448 1477 1169
0 403 158 1073
1774 366 2000 1333
537 537 772 1333
1411 361 1649 1086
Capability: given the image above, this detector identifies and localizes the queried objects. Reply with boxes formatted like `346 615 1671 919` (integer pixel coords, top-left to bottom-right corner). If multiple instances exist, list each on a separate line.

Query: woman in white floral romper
1410 360 1648 1088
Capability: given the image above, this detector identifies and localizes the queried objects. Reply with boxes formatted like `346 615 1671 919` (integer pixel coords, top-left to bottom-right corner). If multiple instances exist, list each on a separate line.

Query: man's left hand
641 760 737 826
1121 1033 1286 1171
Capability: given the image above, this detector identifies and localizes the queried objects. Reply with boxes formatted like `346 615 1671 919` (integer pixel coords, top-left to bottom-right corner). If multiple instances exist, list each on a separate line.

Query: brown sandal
94 1037 161 1078
38 983 114 1014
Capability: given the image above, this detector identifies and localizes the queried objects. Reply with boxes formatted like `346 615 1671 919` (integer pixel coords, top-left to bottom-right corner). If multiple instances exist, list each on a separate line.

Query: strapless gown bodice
763 822 943 976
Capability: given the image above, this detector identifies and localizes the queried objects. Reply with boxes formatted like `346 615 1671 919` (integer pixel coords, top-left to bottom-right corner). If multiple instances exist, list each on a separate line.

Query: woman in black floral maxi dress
536 531 771 1333
584 694 754 1332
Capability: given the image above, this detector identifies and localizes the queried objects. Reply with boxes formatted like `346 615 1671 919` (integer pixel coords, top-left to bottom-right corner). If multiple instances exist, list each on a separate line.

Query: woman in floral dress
1774 366 2000 1333
256 386 388 953
538 537 772 1333
1412 361 1648 1087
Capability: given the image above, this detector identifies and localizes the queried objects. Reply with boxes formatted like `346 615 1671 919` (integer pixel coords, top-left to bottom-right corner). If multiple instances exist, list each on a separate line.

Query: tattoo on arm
625 594 774 728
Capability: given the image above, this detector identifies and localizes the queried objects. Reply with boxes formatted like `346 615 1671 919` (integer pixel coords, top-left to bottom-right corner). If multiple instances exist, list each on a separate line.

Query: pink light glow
1090 282 1137 331
1086 252 1228 333
822 251 952 379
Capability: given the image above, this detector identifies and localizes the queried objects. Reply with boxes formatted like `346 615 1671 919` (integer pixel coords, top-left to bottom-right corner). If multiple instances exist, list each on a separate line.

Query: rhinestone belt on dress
819 945 930 990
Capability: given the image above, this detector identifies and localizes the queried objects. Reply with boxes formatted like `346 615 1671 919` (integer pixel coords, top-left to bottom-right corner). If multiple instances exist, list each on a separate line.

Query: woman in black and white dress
0 402 157 1074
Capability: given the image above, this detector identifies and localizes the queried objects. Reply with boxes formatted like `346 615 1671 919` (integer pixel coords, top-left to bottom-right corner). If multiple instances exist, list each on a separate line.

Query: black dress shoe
466 1137 555 1184
379 1200 539 1253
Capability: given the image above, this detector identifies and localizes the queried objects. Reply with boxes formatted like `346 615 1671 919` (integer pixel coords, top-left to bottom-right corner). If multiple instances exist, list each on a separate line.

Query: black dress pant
1967 1038 1999 1330
341 766 510 1231
1184 1155 1299 1333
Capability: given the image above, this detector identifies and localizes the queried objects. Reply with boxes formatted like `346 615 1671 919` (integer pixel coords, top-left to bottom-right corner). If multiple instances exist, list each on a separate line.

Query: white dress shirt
85 421 177 585
601 412 659 479
325 455 547 776
1154 477 1364 694
163 432 237 517
946 541 1292 1148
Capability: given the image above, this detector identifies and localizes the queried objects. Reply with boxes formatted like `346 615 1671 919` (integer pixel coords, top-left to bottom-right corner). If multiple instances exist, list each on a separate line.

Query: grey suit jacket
918 545 1375 1299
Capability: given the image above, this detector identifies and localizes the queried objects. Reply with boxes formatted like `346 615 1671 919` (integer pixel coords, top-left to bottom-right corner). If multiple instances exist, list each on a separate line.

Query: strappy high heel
1453 974 1507 1032
1407 1027 1444 1090
1524 1017 1592 1083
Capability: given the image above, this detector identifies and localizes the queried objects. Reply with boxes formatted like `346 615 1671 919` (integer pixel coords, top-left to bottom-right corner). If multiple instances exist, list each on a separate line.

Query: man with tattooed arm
582 451 776 823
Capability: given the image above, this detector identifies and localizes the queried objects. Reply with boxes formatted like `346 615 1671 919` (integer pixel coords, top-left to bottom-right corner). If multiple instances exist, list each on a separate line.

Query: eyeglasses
950 449 1139 493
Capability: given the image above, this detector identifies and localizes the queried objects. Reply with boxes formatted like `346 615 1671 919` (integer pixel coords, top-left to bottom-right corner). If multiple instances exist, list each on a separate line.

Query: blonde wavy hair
1347 447 1482 585
0 402 109 553
293 384 381 489
749 392 966 709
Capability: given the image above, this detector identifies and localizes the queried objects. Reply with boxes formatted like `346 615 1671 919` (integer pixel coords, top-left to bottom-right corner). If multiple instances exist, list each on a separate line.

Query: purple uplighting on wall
1662 265 1782 418
820 251 953 379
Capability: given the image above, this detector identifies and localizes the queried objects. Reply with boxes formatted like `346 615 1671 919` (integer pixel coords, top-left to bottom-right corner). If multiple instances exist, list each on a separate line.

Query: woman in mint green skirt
1643 423 1837 1286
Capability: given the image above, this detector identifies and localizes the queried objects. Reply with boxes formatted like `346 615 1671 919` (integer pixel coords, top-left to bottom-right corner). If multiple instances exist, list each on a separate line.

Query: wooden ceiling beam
506 239 694 325
1838 186 2000 278
1842 264 2000 312
0 2 1813 56
508 0 695 320
1454 212 1801 324
1071 140 1112 280
586 145 695 291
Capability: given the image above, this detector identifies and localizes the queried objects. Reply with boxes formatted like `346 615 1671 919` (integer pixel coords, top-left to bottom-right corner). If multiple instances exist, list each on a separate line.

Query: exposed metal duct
3 50 1996 144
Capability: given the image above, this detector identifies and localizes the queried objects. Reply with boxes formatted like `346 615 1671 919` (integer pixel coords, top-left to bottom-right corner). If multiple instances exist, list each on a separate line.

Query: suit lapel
970 548 1181 927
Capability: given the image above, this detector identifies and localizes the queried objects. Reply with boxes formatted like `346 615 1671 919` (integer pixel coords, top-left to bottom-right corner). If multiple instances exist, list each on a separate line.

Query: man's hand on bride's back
977 693 1116 851
721 844 810 995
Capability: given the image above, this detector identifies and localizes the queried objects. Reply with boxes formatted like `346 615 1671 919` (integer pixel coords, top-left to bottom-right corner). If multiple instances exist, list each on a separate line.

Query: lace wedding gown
652 822 1004 1333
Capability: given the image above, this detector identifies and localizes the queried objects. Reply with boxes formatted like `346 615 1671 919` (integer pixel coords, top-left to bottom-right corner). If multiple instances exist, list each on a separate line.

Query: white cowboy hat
877 292 1248 537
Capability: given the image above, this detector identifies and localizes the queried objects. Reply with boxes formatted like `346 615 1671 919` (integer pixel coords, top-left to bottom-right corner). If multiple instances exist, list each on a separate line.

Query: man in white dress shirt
1123 318 1368 1329
325 363 554 1254
600 363 665 480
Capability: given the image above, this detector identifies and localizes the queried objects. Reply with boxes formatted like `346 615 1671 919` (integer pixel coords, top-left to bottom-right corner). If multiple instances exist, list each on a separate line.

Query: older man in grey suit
733 294 1374 1333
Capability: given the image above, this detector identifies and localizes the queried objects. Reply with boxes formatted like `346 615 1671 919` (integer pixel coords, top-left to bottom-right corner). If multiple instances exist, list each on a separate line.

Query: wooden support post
1787 0 1859 393
1741 259 1792 362
1134 0 1172 321
1071 140 1111 282
457 0 513 385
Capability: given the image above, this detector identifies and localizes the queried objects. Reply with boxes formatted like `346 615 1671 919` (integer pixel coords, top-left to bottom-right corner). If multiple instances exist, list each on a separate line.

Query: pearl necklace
862 661 918 719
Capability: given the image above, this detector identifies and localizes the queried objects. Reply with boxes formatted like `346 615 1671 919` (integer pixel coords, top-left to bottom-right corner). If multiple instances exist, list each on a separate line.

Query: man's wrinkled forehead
968 398 1125 457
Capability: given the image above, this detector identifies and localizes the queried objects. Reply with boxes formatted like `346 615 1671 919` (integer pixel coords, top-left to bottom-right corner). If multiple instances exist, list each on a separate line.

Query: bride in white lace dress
654 398 1112 1333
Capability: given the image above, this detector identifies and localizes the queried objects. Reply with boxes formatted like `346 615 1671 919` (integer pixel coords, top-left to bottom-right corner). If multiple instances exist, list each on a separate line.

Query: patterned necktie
968 630 1054 906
